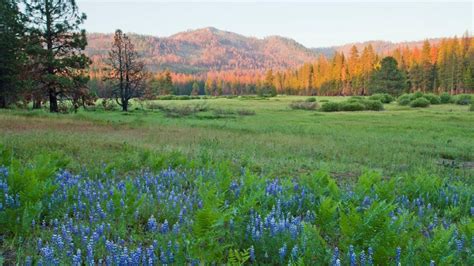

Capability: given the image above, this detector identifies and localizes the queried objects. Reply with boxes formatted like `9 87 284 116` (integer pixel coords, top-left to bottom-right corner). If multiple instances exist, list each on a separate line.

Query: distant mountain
86 27 318 73
86 27 446 74
313 39 443 57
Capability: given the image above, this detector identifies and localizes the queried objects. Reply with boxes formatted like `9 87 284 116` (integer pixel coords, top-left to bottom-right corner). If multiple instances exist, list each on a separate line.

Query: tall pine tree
23 0 90 112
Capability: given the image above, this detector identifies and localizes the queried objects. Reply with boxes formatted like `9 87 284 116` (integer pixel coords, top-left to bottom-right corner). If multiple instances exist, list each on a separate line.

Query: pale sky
77 1 473 47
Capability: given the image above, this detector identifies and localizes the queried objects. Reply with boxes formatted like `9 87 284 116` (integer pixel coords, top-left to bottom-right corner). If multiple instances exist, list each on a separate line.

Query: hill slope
86 27 318 73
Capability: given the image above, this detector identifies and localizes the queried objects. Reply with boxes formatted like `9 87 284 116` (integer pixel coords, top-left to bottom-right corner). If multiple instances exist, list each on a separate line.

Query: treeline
90 35 473 97
275 36 473 95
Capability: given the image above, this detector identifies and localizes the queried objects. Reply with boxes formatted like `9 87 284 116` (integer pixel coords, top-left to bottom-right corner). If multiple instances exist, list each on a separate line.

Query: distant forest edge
87 30 473 97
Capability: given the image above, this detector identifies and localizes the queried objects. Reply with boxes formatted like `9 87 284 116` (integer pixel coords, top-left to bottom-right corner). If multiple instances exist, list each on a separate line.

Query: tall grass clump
289 101 318 110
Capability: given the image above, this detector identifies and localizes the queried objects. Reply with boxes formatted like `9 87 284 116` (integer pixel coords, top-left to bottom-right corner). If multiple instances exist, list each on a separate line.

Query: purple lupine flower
147 215 157 232
72 249 82 266
161 219 169 234
279 243 287 261
332 247 339 265
368 247 373 266
395 247 401 265
360 251 366 266
291 245 298 259
249 245 255 262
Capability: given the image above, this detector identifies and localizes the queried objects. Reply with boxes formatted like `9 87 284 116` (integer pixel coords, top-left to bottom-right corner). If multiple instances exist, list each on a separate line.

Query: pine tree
191 81 200 96
0 0 25 108
24 0 90 112
369 57 407 95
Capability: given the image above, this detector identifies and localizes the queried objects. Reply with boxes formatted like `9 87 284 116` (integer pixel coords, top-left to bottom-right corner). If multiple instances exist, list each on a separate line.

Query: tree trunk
49 89 58 112
33 98 41 109
122 99 128 112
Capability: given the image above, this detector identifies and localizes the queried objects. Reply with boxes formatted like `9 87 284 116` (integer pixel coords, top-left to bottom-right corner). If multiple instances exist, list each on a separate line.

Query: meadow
0 95 473 265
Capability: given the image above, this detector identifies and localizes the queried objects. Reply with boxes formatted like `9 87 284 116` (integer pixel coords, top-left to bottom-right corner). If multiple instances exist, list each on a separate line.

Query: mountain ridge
85 27 448 73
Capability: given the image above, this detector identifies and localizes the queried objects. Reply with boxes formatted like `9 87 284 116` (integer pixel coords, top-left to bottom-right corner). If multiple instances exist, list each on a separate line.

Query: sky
77 1 473 48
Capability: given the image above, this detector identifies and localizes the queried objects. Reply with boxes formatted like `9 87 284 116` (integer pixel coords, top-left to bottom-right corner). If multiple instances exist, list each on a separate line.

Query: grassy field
0 96 472 178
1 95 473 265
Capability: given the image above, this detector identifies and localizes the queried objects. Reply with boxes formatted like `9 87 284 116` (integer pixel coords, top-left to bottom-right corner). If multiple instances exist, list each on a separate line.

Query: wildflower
291 245 298 259
395 247 401 265
249 245 255 262
279 243 287 261
147 215 157 232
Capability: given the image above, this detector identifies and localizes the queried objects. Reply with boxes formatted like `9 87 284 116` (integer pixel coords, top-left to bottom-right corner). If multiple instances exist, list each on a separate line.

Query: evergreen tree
0 0 25 108
24 0 90 112
369 57 407 95
191 81 200 96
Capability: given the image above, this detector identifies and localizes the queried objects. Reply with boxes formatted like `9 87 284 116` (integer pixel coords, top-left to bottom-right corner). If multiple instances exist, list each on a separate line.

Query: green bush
289 101 318 110
440 92 452 104
340 102 366 111
454 94 472 105
369 93 394 103
305 97 317 102
413 91 424 99
320 102 341 112
398 94 413 106
361 99 385 111
470 104 474 112
423 93 441 104
410 97 430 108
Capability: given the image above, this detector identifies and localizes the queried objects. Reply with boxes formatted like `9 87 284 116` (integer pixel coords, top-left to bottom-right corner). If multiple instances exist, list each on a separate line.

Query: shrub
440 92 452 104
369 93 394 103
236 109 256 116
289 101 318 110
470 104 474 112
319 99 329 103
413 91 424 99
398 94 413 106
423 93 441 104
454 94 472 105
320 102 341 112
161 103 208 117
305 97 317 102
360 99 385 111
339 101 366 111
410 97 430 108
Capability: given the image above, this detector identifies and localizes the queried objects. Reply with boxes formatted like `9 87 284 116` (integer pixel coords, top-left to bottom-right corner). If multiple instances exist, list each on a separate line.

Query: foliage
410 97 430 108
422 93 441 104
1 154 472 265
320 102 341 112
305 97 317 102
454 94 472 105
368 57 408 96
440 92 453 104
23 0 90 112
369 93 395 103
339 101 366 111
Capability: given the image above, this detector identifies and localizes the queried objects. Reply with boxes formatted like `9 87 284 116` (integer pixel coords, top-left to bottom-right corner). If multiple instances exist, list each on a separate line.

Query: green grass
0 96 473 178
